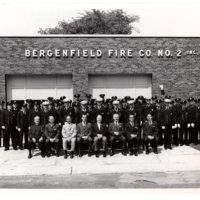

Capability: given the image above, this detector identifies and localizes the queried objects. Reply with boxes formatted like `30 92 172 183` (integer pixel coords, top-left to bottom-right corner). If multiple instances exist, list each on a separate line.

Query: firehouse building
0 36 200 102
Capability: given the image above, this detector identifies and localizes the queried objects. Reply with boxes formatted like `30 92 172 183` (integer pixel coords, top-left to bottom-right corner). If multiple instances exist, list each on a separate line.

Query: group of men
0 93 199 159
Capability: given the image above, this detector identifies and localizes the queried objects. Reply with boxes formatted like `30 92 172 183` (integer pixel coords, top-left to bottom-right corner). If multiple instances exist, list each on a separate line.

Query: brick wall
0 37 200 100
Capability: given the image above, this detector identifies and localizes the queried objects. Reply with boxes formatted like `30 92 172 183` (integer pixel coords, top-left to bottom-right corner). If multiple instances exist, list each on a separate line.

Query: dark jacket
17 110 28 129
92 123 107 137
143 121 158 140
28 124 44 139
108 122 124 137
45 123 60 139
77 122 92 137
125 122 140 138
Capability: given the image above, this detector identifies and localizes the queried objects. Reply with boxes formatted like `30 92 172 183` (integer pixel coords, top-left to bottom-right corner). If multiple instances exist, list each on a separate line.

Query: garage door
88 74 152 99
7 75 73 100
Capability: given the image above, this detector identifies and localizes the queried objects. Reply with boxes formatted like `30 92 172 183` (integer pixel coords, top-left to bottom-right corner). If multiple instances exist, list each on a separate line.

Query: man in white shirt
62 115 77 159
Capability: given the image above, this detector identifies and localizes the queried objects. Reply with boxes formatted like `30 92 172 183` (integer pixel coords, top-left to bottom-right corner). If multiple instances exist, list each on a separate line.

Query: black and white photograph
0 0 200 197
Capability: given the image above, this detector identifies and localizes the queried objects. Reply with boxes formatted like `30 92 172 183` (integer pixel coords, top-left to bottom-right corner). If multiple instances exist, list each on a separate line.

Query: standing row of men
0 94 200 158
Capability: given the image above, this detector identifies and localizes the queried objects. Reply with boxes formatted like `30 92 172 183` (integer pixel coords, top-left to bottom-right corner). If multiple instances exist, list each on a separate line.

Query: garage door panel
7 75 73 100
8 88 26 100
89 75 152 99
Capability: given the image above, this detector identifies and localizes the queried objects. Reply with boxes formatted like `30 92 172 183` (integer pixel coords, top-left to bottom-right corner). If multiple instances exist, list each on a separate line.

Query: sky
0 0 200 36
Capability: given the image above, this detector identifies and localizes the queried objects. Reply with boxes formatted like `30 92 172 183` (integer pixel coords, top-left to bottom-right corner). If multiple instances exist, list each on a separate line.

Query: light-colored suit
62 122 77 139
62 122 77 151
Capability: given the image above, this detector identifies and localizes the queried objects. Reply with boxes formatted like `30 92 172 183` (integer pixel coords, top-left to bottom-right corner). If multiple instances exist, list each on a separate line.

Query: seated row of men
27 113 159 159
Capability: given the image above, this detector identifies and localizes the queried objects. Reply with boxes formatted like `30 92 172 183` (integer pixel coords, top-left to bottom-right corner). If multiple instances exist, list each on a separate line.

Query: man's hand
50 138 55 143
191 123 195 128
82 136 88 140
161 126 165 130
114 132 119 136
39 137 43 142
18 128 21 132
131 134 137 138
32 138 36 143
97 134 102 139
148 135 154 140
187 123 191 128
1 126 5 129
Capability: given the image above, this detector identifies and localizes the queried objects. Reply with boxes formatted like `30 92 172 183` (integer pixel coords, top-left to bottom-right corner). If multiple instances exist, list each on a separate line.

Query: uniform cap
112 100 119 105
63 98 71 103
42 101 49 106
81 100 88 105
127 100 134 105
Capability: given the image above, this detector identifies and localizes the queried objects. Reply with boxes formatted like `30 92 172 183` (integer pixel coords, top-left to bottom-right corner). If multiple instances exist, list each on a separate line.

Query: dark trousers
126 136 139 151
110 135 126 151
45 138 60 154
93 136 107 151
144 137 158 151
18 128 28 148
172 128 179 146
77 136 93 153
28 138 45 154
188 127 198 144
3 127 16 149
163 126 172 149
0 128 2 147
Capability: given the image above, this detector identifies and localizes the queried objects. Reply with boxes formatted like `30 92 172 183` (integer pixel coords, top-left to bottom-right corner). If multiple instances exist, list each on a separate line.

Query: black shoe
146 150 149 155
78 152 83 157
13 147 18 150
168 146 172 150
95 151 99 158
134 151 138 156
110 150 114 156
122 150 127 156
129 150 134 156
154 149 158 154
19 146 23 150
88 152 92 157
4 148 9 151
28 154 32 159
103 151 107 157
70 152 74 159
56 153 59 157
46 153 51 157
41 153 45 158
64 153 68 159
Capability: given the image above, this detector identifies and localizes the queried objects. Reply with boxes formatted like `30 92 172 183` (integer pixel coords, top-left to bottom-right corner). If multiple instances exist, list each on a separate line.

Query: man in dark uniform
143 113 159 154
186 97 198 144
79 100 91 123
12 101 19 149
171 98 182 146
124 100 138 124
45 115 61 157
109 100 123 123
27 116 45 158
62 99 74 125
17 104 29 149
125 114 140 156
180 100 188 145
2 102 17 150
28 101 41 127
40 101 50 126
77 114 92 157
72 102 81 124
154 99 162 145
0 101 4 148
93 98 106 123
160 97 173 150
92 114 108 157
108 113 126 156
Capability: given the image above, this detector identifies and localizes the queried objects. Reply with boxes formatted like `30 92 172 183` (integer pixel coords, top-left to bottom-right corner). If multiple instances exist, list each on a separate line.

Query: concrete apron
0 145 199 176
